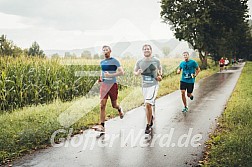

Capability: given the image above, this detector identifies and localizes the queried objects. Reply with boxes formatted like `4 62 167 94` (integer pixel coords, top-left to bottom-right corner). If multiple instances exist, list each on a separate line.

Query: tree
235 20 252 60
64 52 77 58
81 50 92 59
93 53 100 59
99 54 104 59
0 34 22 57
162 46 170 57
65 52 71 58
206 0 250 61
160 0 251 68
246 20 252 60
51 53 60 59
28 41 45 57
161 0 210 68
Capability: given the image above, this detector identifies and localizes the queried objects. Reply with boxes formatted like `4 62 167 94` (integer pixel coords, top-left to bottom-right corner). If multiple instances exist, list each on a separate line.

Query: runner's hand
104 71 111 77
137 69 142 75
97 77 103 83
191 74 196 78
177 69 181 74
156 75 162 81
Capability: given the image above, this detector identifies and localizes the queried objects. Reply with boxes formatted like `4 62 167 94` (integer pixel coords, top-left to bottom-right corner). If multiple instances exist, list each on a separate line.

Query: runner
219 57 225 72
92 45 124 132
224 58 229 70
134 44 162 134
177 52 200 113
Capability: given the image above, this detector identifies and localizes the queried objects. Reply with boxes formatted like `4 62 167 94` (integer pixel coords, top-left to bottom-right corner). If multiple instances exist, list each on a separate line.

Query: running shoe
118 107 124 119
145 124 152 134
182 107 188 113
190 95 194 100
92 125 105 132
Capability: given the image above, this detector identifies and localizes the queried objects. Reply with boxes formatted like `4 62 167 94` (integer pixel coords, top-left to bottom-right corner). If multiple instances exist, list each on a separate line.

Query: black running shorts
180 81 194 93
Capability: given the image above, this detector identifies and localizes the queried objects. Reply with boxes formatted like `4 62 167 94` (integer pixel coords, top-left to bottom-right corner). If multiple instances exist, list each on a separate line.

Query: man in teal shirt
177 52 200 112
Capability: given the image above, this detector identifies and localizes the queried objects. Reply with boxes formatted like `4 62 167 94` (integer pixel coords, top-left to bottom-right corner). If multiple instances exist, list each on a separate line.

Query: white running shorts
142 85 159 105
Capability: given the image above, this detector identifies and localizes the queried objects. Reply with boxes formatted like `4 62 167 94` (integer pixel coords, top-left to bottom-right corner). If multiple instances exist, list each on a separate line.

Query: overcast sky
0 0 251 50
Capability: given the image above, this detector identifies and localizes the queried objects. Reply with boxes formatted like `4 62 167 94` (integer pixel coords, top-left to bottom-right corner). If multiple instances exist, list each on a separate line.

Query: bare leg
111 100 120 110
112 100 124 117
181 90 187 107
100 99 108 124
187 93 192 98
145 103 152 125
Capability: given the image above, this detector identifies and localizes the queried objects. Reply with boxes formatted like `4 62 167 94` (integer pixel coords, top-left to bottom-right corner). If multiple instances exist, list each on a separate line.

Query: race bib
143 76 154 83
103 77 113 81
184 73 192 79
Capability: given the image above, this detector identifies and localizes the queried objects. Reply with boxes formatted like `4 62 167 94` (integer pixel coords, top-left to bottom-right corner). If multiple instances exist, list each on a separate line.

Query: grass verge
200 62 252 167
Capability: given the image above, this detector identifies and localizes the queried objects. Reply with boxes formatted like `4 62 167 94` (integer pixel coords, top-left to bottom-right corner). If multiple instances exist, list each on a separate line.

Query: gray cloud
0 0 251 50
0 0 159 31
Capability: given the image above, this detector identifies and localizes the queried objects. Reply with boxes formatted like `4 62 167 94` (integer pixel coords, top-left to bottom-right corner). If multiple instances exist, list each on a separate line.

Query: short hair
102 45 111 51
142 44 152 51
182 51 189 56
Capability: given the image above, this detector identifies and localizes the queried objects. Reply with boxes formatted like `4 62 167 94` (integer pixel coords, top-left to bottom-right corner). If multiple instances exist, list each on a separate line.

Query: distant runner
224 58 229 70
219 57 225 72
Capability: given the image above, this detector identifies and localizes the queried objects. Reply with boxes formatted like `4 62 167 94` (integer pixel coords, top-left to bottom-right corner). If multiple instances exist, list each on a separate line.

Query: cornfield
0 56 181 112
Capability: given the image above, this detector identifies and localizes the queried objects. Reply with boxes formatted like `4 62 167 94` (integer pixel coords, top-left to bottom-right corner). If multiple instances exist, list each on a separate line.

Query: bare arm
177 68 182 74
134 69 142 76
195 66 200 76
155 65 163 81
158 65 163 76
134 63 142 76
98 71 103 82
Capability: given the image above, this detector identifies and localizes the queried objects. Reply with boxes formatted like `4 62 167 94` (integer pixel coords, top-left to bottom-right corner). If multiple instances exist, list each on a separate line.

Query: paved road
13 63 245 167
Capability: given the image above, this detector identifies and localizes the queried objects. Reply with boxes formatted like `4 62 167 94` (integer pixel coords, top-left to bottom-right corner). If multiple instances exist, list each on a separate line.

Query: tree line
0 34 45 58
0 35 104 59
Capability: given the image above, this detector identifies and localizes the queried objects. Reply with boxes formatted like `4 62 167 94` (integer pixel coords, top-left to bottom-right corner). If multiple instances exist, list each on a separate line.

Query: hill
44 38 197 58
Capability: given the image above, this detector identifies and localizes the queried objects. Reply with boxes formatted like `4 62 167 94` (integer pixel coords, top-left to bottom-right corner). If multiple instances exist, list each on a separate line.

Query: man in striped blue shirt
92 45 124 132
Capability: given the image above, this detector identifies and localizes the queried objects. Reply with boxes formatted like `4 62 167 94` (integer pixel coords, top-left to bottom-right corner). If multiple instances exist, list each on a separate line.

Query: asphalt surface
12 63 245 167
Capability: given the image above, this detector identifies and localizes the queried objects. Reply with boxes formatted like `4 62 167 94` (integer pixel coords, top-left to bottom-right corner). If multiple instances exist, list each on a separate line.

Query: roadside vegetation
201 62 252 167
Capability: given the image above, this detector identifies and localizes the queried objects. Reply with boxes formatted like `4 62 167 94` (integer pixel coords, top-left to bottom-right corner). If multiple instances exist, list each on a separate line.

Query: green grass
0 59 218 164
201 62 252 167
